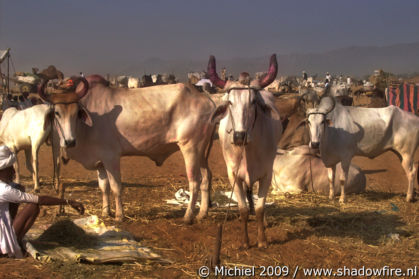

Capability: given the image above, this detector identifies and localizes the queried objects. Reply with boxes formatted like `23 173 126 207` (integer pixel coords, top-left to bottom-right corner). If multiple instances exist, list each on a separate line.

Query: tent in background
385 83 419 115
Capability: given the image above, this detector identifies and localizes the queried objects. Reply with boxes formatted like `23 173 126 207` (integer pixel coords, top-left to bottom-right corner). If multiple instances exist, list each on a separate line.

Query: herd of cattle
0 54 418 248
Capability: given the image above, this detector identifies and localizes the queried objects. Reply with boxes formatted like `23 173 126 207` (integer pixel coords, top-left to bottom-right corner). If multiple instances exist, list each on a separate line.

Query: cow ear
78 105 92 127
210 102 228 124
44 109 54 131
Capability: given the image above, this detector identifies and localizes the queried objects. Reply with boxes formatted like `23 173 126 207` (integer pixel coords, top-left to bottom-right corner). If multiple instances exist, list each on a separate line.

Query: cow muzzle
310 141 320 149
233 131 248 145
64 139 76 148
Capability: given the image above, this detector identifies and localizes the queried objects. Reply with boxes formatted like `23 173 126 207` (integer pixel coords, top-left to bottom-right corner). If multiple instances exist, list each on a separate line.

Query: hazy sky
1 0 419 75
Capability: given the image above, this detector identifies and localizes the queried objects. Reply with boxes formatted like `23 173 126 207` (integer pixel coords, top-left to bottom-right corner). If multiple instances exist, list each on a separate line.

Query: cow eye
54 111 60 117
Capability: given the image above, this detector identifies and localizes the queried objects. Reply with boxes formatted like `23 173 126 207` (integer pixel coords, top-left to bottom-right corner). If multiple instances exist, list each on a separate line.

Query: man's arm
38 196 84 215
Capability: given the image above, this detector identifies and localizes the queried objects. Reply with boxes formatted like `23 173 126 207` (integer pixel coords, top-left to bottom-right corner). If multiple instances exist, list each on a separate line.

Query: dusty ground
0 141 417 279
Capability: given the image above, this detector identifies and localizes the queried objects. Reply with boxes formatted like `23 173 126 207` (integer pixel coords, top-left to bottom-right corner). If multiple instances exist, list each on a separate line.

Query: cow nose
310 141 320 149
233 131 247 145
65 139 76 148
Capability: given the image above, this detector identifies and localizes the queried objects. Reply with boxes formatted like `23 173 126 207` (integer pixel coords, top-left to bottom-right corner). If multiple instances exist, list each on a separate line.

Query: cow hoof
196 212 208 222
34 188 40 194
115 216 124 222
102 209 111 218
241 242 250 250
183 216 194 225
339 197 346 204
406 195 415 202
258 241 268 249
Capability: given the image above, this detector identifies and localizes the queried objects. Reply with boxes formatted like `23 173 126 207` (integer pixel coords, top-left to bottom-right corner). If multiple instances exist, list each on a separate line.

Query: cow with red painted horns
209 54 283 248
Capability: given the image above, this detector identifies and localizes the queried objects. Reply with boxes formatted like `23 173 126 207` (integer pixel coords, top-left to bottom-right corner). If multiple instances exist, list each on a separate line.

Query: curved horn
37 79 50 102
259 54 278 88
320 96 336 114
74 77 89 99
207 55 226 88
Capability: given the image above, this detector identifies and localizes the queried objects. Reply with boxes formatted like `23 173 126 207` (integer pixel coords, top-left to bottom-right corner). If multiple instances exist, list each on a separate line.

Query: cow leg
232 178 250 249
327 165 336 200
181 146 202 224
256 176 270 248
13 150 21 184
97 165 111 217
400 154 416 202
197 163 212 221
24 149 34 174
31 147 40 193
51 140 61 192
246 182 255 215
339 161 350 204
105 162 124 221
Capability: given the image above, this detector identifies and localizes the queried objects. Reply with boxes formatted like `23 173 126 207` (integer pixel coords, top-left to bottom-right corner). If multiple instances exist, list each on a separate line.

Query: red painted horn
71 76 90 99
207 55 226 88
259 54 278 88
37 79 51 102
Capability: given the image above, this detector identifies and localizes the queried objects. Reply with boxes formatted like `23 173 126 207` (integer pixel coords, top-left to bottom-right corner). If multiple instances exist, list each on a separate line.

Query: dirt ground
0 141 417 279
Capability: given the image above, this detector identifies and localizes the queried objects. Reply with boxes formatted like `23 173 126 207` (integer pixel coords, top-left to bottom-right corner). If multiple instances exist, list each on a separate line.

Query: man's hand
68 200 85 215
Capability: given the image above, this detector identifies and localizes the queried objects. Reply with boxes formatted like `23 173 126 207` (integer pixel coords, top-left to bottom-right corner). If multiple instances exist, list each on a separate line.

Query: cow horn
320 96 336 114
259 54 278 88
207 55 226 88
75 77 89 99
37 79 51 102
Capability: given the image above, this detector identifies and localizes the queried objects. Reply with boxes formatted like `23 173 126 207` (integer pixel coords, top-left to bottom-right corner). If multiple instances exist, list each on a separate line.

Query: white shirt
0 181 38 258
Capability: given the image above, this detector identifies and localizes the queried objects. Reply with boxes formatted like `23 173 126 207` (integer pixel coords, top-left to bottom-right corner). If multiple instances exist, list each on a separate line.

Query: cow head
209 54 278 145
38 76 92 148
305 96 335 149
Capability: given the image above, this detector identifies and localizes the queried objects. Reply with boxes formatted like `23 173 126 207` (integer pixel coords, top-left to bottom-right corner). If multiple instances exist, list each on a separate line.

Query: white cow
272 146 366 195
127 77 140 88
306 93 419 203
0 105 53 191
209 54 282 248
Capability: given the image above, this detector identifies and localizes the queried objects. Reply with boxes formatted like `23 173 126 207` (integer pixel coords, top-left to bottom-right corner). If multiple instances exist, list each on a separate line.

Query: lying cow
209 54 282 248
272 145 366 195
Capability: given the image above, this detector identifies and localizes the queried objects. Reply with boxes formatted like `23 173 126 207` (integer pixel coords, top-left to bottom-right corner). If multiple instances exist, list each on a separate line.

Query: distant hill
117 41 419 81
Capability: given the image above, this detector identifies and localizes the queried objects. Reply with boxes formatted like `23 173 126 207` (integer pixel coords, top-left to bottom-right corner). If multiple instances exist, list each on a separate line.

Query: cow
277 91 320 149
38 65 64 82
272 145 366 195
208 54 282 248
0 78 90 192
305 94 419 203
86 74 110 87
140 74 153 87
52 79 216 222
128 77 140 88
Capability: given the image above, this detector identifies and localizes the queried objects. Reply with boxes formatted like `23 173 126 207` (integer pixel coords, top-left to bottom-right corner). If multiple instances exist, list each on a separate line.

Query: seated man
0 145 84 258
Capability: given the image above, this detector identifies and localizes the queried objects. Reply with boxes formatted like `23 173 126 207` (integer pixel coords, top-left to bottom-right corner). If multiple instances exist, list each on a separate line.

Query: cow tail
205 124 217 162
